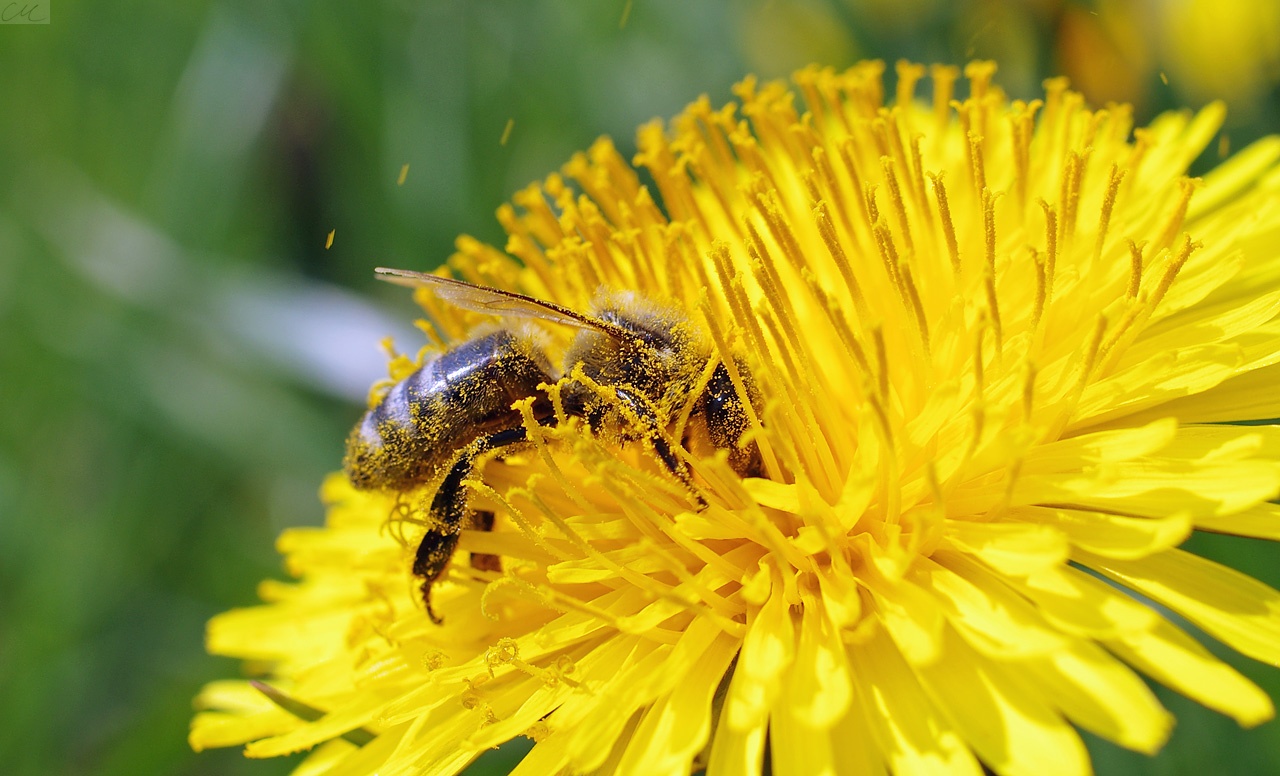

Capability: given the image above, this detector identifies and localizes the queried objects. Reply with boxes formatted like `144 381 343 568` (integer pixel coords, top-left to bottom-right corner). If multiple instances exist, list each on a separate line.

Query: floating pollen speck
324 229 335 249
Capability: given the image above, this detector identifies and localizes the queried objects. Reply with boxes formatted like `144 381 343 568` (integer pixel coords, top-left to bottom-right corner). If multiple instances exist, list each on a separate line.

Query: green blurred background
2 1 1279 774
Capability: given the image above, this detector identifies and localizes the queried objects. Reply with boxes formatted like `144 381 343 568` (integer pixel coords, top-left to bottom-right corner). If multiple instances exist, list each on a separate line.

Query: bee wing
374 267 626 338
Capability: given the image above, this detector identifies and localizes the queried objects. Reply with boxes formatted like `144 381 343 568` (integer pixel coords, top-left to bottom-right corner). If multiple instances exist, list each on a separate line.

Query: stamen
1149 234 1201 311
795 66 829 129
868 114 893 159
635 122 711 237
1039 200 1060 291
812 147 867 255
895 60 926 108
756 309 842 500
466 480 573 563
814 201 870 322
973 324 986 400
867 386 901 527
1009 100 1041 211
579 475 748 623
483 575 638 636
883 110 921 215
1061 314 1108 422
744 220 824 395
653 226 679 302
838 138 875 233
516 481 694 610
730 126 785 203
1153 177 1201 254
871 326 890 407
757 191 819 282
982 188 1003 349
930 64 960 135
969 129 988 195
1060 150 1089 246
880 156 915 254
805 273 872 377
687 144 746 243
1030 248 1047 333
1041 76 1070 130
899 262 931 354
516 397 594 513
928 172 962 275
1022 362 1039 425
513 182 564 247
1094 235 1201 379
1094 165 1127 264
1127 240 1146 298
908 135 931 226
485 638 581 687
965 60 998 136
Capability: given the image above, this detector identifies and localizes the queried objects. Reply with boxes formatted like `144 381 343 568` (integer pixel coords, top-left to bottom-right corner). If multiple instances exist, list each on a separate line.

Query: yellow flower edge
191 61 1280 776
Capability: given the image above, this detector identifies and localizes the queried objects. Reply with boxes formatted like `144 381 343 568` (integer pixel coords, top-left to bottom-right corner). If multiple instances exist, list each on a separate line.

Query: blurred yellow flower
192 61 1280 775
1159 0 1280 114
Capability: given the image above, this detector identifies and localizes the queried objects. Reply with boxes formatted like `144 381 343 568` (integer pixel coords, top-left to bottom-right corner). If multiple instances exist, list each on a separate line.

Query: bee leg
469 510 502 573
614 388 706 508
415 425 534 624
412 526 459 625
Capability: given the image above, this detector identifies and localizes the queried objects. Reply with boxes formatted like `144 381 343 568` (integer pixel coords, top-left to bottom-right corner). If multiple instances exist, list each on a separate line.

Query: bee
344 268 761 623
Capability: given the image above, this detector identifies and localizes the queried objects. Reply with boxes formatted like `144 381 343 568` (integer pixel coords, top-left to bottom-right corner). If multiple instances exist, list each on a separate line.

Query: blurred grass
1 1 1278 775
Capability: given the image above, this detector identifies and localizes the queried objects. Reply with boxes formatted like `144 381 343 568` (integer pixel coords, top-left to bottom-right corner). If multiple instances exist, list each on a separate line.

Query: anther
928 172 961 275
1094 165 1127 264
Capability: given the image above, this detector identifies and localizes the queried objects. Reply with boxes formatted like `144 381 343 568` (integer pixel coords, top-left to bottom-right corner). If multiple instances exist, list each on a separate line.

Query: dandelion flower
191 61 1280 775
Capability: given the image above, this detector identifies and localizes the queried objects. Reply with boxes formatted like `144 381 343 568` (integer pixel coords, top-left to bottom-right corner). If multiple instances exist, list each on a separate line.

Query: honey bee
344 268 761 622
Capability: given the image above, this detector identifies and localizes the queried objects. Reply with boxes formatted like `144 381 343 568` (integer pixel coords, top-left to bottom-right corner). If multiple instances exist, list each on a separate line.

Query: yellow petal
1195 499 1280 540
1190 136 1280 221
244 692 387 758
1125 361 1280 424
868 576 946 666
848 626 985 776
1006 564 1158 638
770 698 838 776
706 679 768 776
615 631 738 776
921 553 1068 658
725 585 795 729
784 590 853 727
188 709 298 753
1022 640 1173 753
1104 617 1275 727
1011 506 1191 560
1024 419 1177 471
827 686 890 776
1079 547 1280 665
944 519 1069 575
1012 458 1280 518
914 627 1091 776
844 627 983 776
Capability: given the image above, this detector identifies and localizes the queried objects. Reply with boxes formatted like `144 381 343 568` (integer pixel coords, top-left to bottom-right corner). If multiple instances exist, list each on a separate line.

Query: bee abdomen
343 331 554 491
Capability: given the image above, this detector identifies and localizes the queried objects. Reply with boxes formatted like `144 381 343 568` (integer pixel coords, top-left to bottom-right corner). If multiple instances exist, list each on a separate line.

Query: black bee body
344 271 761 623
344 331 554 492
